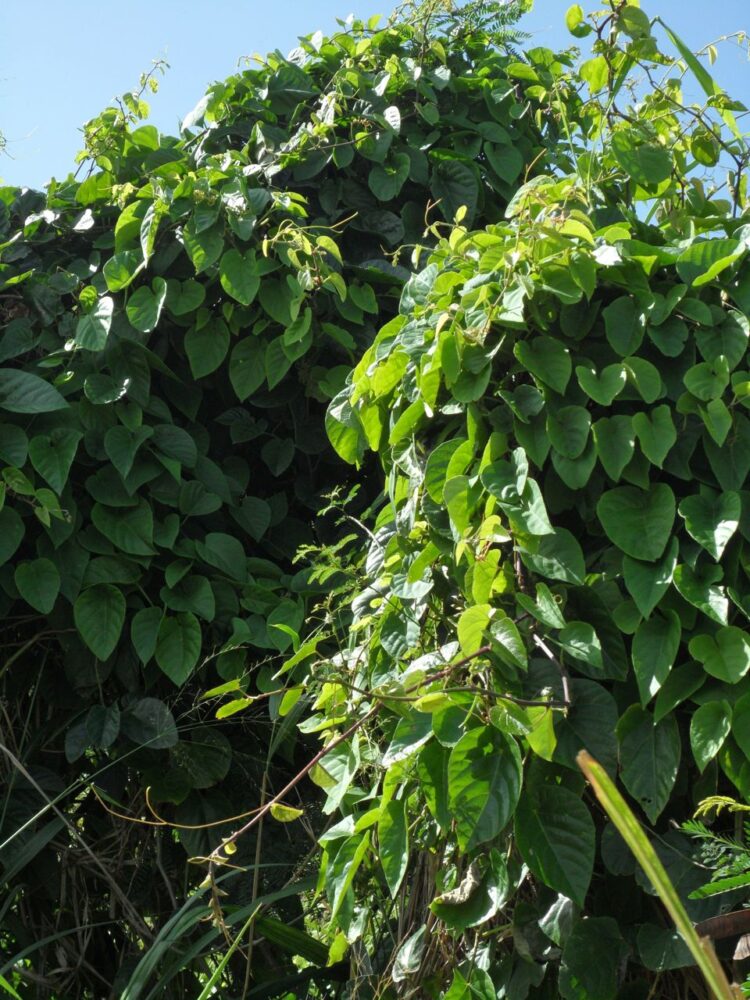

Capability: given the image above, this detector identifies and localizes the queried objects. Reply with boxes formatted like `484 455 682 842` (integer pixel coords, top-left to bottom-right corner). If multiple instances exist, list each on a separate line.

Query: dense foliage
316 7 750 996
0 3 549 996
3 1 750 998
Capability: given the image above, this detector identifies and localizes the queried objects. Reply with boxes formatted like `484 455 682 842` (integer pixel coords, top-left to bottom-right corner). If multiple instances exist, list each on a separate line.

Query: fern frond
390 0 532 47
694 795 750 819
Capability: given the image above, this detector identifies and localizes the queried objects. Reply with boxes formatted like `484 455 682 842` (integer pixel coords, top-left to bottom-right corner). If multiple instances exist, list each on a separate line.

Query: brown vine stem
207 644 494 905
531 633 572 710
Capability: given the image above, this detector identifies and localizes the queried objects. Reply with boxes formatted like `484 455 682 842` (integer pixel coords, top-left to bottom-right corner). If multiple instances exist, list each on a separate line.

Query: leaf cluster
0 6 546 997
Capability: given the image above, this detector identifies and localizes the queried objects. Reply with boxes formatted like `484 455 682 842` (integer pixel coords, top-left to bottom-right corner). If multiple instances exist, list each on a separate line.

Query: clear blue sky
1 1 748 190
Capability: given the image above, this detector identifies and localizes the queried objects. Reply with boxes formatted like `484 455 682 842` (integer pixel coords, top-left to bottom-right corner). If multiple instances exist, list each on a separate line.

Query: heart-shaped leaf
623 538 678 618
514 336 571 394
15 558 61 614
632 610 681 704
576 363 626 405
597 484 676 561
689 626 750 683
690 700 731 772
678 489 740 559
74 584 126 661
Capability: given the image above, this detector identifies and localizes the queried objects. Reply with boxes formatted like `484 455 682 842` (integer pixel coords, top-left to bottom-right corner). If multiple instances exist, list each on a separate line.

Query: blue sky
1 1 749 190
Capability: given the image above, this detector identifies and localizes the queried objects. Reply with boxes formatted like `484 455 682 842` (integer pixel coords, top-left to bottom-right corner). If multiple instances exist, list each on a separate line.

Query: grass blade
576 750 742 1000
195 907 259 1000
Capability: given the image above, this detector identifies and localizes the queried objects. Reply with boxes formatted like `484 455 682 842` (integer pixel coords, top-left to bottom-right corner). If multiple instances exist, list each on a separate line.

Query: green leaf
576 362 626 405
658 18 744 141
457 603 491 656
678 489 740 560
104 426 152 479
689 626 750 683
565 3 590 36
558 622 603 669
425 439 467 503
431 160 479 223
561 917 626 1000
183 220 224 273
0 369 67 414
166 278 205 315
684 360 729 401
623 538 679 618
121 697 178 749
327 832 371 920
196 532 247 582
74 584 126 660
265 337 293 389
219 249 260 306
676 239 742 287
252 916 327 965
161 574 215 621
151 424 197 468
103 249 144 292
637 924 699 971
555 680 618 774
0 424 28 466
490 614 528 670
448 727 522 851
28 428 82 492
514 785 595 906
649 316 689 357
230 496 270 541
484 142 524 185
617 706 680 823
705 412 750 491
673 564 728 624
618 4 651 37
632 610 681 705
701 398 732 448
654 663 704 724
547 406 591 459
579 55 608 93
418 741 451 830
597 484 676 561
514 336 571 394
632 406 675 467
520 528 586 585
229 337 265 401
603 297 644 356
624 356 663 403
125 277 167 333
383 712 433 767
185 318 230 378
731 692 750 759
131 606 163 665
155 612 202 685
369 152 411 201
592 415 635 481
611 133 672 185
15 558 61 614
378 798 408 897
690 700 731 772
75 296 114 350
86 704 121 749
91 500 155 556
171 726 230 787
430 852 508 932
0 507 24 566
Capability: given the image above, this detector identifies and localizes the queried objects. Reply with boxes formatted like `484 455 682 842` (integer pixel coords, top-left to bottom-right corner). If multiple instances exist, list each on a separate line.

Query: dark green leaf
597 484 675 561
515 785 595 906
448 727 521 851
74 584 126 660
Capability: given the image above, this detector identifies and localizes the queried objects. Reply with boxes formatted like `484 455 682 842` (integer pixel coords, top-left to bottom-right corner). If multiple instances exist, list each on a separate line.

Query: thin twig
531 633 572 709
